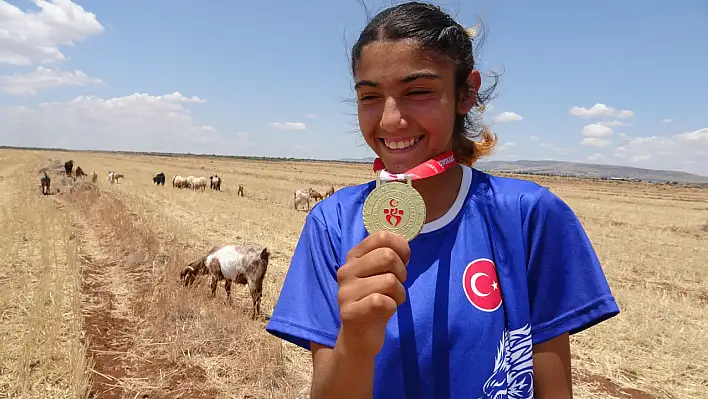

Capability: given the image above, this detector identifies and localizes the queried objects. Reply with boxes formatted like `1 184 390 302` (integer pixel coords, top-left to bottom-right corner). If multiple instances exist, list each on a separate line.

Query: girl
266 2 620 398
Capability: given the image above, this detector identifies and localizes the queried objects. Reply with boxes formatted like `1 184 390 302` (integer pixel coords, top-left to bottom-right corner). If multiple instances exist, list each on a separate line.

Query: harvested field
1 148 706 399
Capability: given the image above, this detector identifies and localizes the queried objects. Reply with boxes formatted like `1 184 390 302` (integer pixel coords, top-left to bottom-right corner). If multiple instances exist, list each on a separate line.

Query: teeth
385 137 420 150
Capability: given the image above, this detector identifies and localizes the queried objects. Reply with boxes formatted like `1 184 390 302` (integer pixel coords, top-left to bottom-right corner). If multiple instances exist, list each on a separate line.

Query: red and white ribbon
373 151 457 182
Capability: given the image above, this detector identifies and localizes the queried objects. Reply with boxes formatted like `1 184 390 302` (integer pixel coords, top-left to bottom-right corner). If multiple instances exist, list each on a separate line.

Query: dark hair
351 1 499 165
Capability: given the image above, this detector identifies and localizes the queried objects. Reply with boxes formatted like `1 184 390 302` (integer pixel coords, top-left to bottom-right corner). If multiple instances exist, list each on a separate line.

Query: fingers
340 292 400 324
338 272 407 308
346 231 411 266
339 247 408 285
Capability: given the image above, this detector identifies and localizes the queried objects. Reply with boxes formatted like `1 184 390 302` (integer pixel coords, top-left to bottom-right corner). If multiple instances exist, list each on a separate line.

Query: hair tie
464 24 480 40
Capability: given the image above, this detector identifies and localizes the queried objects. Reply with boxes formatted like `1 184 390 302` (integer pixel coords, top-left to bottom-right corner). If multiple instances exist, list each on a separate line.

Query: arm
310 341 375 399
523 188 620 396
532 333 573 399
310 232 410 399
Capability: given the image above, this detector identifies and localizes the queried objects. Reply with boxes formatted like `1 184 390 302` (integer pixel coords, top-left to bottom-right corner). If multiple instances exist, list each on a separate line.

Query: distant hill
339 157 708 184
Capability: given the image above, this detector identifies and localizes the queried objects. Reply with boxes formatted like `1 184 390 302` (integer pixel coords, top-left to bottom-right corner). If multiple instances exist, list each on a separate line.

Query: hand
336 231 411 359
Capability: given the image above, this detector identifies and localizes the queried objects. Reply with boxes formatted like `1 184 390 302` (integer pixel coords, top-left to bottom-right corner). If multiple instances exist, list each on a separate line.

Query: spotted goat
180 245 270 319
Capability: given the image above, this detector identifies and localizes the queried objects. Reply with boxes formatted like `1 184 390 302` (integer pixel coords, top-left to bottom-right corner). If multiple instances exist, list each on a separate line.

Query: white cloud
0 91 221 152
523 135 539 141
569 103 634 119
0 66 103 95
582 123 614 138
0 0 104 66
613 128 708 174
492 111 523 123
306 113 317 118
269 121 306 131
588 153 609 162
497 142 516 151
601 120 630 127
581 137 612 148
661 118 672 124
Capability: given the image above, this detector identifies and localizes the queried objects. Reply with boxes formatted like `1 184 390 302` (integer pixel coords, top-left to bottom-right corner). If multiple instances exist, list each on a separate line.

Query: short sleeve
265 213 342 350
523 188 620 345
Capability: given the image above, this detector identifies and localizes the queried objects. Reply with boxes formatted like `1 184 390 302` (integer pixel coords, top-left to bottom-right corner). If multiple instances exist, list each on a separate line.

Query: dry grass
0 151 91 398
0 148 706 399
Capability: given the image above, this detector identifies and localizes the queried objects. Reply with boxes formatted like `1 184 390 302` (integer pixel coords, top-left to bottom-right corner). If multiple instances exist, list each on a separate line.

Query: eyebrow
354 71 441 89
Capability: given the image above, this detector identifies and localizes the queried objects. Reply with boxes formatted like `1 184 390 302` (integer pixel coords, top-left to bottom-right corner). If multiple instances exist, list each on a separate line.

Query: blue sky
1 0 706 175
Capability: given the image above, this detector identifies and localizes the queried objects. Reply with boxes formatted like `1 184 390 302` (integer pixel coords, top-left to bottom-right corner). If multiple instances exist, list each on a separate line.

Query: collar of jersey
417 163 472 235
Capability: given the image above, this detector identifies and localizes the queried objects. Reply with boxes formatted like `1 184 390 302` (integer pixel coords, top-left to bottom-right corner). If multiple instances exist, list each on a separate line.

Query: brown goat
180 245 270 319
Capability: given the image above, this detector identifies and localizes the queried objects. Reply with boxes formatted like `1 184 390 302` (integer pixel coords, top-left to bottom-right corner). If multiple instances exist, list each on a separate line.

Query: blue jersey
266 165 620 399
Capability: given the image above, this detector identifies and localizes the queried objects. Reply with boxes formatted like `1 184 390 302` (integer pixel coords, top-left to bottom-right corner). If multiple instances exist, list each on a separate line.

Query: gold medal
363 175 426 241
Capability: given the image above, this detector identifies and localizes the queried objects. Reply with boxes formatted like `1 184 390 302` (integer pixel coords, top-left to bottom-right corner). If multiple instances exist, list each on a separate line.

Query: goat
90 171 98 183
180 245 270 319
75 166 86 178
294 188 312 211
324 186 335 198
40 172 51 195
310 188 323 202
153 172 166 185
108 171 124 184
64 160 74 177
210 175 222 191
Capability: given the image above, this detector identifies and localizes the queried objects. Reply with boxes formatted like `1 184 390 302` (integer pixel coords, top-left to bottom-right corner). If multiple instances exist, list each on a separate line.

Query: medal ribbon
373 151 457 182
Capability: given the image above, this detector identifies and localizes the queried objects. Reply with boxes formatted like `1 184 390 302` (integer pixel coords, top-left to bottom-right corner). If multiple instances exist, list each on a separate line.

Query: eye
406 89 433 96
358 94 380 102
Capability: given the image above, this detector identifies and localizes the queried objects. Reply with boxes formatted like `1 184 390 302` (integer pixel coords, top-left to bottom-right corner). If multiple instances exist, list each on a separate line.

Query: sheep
172 175 187 188
192 176 209 191
180 245 271 319
209 175 222 191
237 184 244 197
64 160 73 177
294 188 312 211
40 172 51 195
186 175 196 189
324 186 335 198
90 171 98 183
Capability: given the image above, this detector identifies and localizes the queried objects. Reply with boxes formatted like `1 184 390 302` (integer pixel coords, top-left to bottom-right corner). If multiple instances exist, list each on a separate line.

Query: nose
380 96 408 132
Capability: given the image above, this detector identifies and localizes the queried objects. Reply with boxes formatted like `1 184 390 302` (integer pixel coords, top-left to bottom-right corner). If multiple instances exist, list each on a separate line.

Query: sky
0 0 707 176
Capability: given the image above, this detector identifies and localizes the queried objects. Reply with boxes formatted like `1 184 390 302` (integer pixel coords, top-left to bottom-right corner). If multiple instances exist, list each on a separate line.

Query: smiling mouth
380 136 424 150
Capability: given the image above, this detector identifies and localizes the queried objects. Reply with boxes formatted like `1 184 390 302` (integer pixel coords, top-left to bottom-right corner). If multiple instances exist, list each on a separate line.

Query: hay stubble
0 148 706 398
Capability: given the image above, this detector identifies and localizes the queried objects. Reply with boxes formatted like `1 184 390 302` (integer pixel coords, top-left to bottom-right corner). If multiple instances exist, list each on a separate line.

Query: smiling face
354 40 477 174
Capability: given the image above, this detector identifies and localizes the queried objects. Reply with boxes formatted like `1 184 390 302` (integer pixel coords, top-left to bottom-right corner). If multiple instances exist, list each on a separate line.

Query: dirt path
57 184 218 399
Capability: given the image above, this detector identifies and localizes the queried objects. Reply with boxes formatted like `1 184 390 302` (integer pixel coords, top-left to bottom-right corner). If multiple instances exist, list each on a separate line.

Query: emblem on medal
363 175 426 242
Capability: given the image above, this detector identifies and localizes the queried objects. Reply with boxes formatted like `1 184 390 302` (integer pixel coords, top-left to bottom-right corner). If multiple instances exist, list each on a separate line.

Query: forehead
354 40 454 83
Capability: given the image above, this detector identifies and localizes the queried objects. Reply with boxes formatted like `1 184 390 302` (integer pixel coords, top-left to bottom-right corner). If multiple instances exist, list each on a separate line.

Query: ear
260 247 270 261
457 70 482 115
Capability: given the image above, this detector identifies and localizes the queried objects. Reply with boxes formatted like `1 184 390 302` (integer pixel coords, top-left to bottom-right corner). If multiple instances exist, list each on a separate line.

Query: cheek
357 105 380 141
409 101 455 140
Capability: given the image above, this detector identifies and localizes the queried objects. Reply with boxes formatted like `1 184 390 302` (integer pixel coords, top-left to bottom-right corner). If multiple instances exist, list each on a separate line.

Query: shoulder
469 168 558 214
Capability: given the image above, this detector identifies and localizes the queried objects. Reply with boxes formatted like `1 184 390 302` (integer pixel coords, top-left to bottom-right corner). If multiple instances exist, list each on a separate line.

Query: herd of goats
37 158 339 318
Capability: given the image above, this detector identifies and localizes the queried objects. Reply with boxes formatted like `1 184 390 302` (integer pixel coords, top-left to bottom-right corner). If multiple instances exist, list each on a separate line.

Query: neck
412 164 463 224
